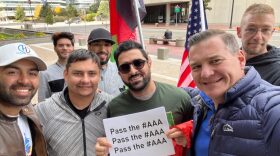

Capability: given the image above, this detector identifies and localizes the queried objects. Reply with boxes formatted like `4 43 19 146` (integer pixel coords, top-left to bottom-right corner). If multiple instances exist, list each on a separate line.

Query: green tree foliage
45 7 54 25
39 3 54 26
85 13 96 21
65 4 78 21
88 0 101 13
203 0 212 10
40 2 51 18
97 0 109 19
15 6 25 22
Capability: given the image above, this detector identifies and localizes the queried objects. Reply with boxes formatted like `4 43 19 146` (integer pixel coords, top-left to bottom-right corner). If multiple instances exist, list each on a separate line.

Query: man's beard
97 51 111 66
0 83 36 107
124 71 151 92
100 58 110 65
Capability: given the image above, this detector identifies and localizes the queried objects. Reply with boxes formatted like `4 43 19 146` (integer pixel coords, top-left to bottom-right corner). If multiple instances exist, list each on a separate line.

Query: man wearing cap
0 43 47 155
88 28 125 96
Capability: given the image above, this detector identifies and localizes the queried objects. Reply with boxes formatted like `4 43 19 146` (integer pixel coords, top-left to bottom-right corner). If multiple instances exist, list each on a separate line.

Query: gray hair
189 29 239 54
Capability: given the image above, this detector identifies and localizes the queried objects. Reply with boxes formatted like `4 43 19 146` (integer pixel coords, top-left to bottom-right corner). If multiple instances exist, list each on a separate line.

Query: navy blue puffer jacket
208 67 280 156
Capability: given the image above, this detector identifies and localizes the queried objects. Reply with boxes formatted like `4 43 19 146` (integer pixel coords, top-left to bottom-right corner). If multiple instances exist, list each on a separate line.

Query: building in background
0 0 95 19
72 0 94 9
0 0 279 26
144 0 280 26
0 0 66 18
144 0 189 25
206 0 280 26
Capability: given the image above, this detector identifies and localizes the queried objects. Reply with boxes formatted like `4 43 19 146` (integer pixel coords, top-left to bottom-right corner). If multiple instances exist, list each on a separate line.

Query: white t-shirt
18 115 33 156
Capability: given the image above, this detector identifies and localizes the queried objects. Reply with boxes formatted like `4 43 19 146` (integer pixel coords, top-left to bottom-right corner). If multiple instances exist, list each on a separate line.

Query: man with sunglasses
237 3 280 86
88 28 125 96
95 40 193 156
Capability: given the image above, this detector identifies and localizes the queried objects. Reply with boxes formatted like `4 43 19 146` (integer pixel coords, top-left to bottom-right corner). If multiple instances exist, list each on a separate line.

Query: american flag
177 0 207 88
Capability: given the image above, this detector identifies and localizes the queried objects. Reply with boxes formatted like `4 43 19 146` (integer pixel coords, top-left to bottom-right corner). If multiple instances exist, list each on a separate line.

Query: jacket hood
49 88 112 116
246 45 280 66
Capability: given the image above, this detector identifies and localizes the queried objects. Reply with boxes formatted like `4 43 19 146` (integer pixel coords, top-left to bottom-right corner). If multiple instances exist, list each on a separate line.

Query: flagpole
132 0 145 50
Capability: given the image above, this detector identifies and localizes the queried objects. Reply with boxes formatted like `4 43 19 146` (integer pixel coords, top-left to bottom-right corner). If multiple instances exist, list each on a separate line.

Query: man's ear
236 27 242 38
237 50 246 69
147 56 152 67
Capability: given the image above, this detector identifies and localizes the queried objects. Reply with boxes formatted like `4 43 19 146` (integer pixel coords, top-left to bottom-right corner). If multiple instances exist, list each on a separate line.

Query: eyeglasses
244 27 274 36
118 59 146 74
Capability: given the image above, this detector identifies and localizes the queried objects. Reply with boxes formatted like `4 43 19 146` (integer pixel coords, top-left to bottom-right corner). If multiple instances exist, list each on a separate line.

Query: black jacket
246 45 280 86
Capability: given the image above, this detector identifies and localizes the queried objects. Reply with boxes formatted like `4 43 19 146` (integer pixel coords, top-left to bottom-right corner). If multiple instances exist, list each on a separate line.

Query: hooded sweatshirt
246 45 280 86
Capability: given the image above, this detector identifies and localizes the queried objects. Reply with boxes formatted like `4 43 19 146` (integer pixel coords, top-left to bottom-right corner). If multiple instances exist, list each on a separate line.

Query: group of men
0 3 280 156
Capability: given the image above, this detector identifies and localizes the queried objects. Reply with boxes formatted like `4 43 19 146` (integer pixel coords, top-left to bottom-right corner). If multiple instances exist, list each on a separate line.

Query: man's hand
166 128 187 147
95 137 112 156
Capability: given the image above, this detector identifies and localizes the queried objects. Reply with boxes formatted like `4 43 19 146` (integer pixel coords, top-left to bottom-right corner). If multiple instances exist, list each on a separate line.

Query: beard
100 58 110 65
97 51 111 65
0 82 36 107
124 70 151 92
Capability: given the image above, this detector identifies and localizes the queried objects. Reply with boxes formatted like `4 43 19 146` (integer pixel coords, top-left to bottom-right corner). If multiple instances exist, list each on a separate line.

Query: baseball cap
88 28 115 45
0 43 47 71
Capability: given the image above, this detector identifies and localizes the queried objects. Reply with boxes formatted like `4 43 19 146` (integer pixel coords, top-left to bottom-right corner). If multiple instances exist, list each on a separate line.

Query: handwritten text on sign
103 107 175 156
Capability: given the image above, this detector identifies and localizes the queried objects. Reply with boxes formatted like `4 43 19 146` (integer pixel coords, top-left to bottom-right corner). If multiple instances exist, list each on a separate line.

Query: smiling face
117 49 151 92
54 38 74 61
237 13 275 59
88 40 112 66
64 59 100 99
0 59 39 107
189 36 245 104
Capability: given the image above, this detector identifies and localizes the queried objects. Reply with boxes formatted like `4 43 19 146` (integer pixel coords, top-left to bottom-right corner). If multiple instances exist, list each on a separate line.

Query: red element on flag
110 0 146 44
177 0 207 88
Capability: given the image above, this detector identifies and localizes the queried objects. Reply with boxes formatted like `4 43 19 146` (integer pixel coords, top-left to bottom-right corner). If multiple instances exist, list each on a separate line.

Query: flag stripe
177 0 207 88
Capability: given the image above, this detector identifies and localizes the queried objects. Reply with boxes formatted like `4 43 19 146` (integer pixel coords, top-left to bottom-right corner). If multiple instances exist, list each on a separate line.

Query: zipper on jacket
82 119 87 156
81 100 107 156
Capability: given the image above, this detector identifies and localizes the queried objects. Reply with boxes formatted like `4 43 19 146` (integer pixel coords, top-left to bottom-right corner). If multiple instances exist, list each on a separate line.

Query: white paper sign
103 107 175 156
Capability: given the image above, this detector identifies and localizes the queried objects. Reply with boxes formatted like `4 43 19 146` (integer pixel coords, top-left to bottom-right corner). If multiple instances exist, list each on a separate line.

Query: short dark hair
189 29 239 54
66 49 101 70
52 32 75 46
114 40 148 67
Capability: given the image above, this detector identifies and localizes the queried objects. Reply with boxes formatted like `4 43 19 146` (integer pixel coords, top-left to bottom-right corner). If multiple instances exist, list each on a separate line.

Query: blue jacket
209 67 280 156
183 88 214 156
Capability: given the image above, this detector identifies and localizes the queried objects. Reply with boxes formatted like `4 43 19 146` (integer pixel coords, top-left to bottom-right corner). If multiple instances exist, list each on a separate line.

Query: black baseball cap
88 28 115 45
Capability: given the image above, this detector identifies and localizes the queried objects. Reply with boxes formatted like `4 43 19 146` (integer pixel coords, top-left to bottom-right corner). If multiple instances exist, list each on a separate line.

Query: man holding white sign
103 107 175 156
95 40 193 156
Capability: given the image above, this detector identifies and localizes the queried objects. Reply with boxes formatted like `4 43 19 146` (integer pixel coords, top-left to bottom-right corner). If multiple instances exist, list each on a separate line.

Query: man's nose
252 29 263 40
201 65 214 78
128 64 139 74
17 73 30 84
81 74 90 82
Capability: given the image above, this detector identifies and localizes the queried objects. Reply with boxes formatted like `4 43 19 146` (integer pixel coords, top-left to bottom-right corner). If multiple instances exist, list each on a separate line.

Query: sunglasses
118 59 146 74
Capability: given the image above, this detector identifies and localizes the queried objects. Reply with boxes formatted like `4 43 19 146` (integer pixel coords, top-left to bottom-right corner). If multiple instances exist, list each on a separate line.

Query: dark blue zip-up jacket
209 67 280 156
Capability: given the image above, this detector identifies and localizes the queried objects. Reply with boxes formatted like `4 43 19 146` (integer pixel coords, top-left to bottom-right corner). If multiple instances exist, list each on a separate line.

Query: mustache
129 73 141 81
96 51 108 55
11 84 34 90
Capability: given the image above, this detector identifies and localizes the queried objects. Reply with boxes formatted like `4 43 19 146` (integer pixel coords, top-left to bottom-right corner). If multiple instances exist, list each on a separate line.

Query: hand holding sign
102 107 175 156
95 137 111 156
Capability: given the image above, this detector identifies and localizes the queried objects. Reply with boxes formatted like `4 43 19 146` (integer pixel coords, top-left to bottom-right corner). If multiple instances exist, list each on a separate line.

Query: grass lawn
0 32 46 40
